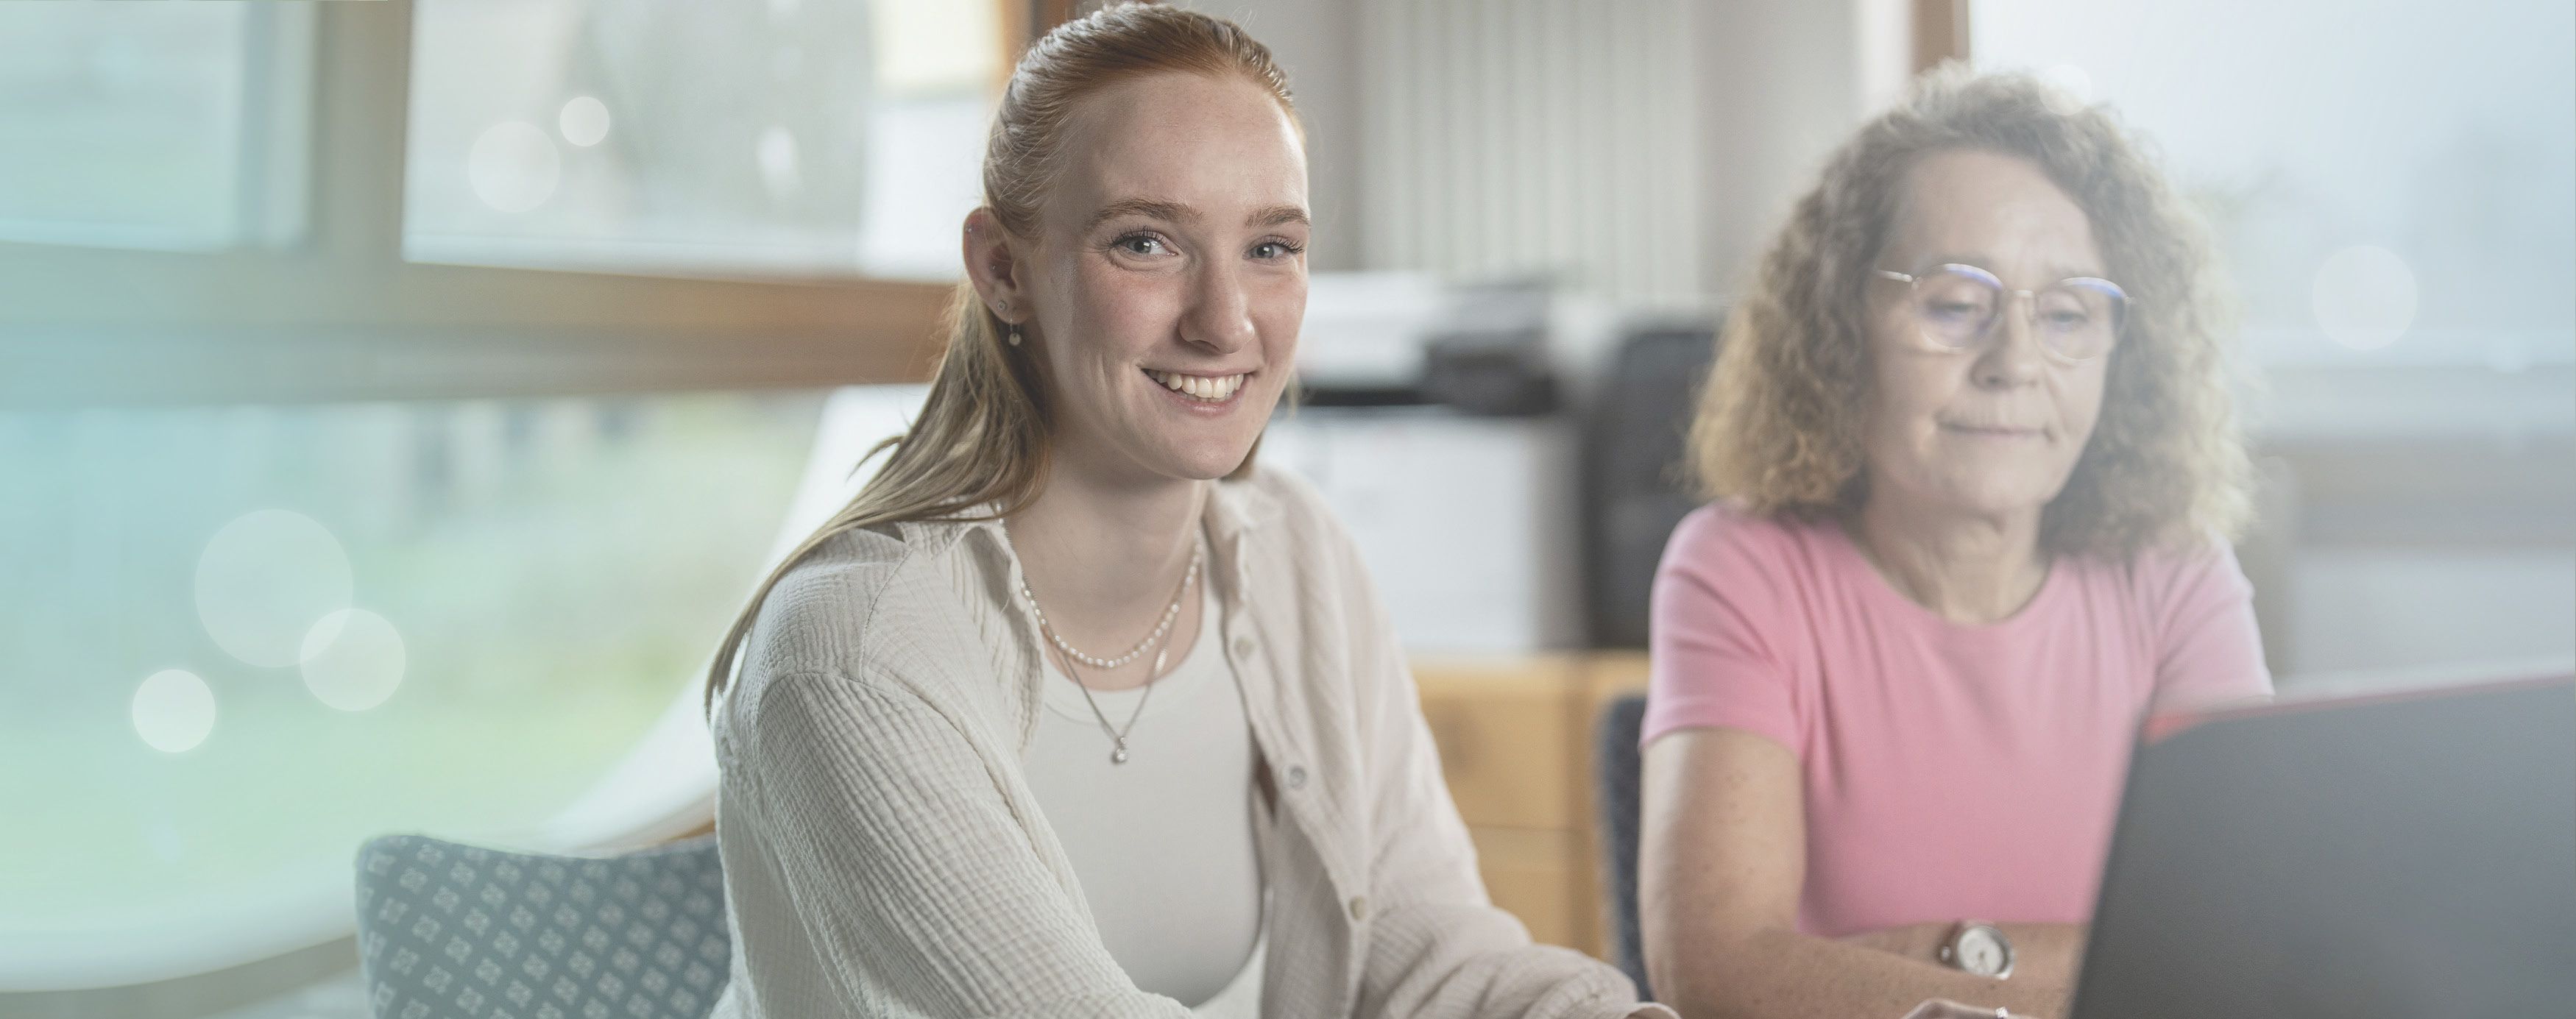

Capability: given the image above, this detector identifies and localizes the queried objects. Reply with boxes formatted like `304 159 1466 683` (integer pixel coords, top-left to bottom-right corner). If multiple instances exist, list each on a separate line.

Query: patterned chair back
354 834 729 1019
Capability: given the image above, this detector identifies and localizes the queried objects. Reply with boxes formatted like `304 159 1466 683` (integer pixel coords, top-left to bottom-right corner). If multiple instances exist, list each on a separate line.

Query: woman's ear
962 207 1030 327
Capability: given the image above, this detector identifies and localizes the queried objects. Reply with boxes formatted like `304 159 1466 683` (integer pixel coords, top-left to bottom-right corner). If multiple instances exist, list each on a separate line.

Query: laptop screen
2072 673 2576 1018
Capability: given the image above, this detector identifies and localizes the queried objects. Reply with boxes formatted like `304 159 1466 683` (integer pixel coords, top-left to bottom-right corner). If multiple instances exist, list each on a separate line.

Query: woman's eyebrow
1087 198 1195 231
1248 205 1309 229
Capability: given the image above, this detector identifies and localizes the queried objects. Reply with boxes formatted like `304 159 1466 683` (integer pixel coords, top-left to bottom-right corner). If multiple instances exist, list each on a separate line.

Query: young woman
703 7 1663 1018
1641 71 2269 1019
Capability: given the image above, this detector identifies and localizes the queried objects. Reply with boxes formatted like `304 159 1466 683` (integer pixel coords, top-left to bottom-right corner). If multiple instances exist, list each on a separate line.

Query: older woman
1639 71 2268 1019
701 6 1662 1018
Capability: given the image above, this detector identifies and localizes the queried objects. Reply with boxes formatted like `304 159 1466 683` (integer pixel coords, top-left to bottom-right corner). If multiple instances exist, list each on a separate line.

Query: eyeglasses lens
1909 268 2125 360
2042 281 2124 360
1912 269 2000 349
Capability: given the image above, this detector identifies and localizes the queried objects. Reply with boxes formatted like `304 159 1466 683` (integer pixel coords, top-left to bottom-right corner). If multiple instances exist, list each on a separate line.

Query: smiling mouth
1145 369 1249 402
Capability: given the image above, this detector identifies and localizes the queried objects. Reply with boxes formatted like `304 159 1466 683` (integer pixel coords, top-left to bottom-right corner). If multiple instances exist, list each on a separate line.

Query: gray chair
353 834 729 1019
1595 691 1652 1001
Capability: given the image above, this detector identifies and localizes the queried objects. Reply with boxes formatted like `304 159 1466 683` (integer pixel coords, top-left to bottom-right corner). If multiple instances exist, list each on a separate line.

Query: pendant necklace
1024 544 1203 764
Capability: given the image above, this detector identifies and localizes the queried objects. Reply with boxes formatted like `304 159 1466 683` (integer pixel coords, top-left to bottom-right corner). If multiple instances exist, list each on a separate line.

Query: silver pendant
1110 744 1130 765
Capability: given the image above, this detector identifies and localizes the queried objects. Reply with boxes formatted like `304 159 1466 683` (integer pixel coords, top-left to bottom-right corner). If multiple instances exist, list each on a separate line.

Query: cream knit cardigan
708 467 1668 1019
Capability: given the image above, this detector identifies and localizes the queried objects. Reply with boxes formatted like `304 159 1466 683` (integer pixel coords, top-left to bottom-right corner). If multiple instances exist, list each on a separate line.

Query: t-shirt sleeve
2140 537 2275 712
1641 505 1802 754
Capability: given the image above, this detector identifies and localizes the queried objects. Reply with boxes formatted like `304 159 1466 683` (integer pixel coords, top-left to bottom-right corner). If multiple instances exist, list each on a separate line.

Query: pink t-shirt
1642 503 2270 937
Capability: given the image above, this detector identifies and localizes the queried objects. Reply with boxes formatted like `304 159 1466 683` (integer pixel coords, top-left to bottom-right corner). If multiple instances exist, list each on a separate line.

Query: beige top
708 466 1667 1019
1027 581 1264 1006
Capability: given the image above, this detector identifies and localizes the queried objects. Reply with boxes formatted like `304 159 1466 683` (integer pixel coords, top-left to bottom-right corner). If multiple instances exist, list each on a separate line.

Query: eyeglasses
1873 263 2129 362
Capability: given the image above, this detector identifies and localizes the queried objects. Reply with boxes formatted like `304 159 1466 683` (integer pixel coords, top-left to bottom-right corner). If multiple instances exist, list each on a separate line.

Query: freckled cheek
1255 312 1302 366
1066 268 1184 357
1243 280 1304 369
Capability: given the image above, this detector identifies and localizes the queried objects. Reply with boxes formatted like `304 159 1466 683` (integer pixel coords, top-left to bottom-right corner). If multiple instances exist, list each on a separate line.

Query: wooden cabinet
1410 652 1652 961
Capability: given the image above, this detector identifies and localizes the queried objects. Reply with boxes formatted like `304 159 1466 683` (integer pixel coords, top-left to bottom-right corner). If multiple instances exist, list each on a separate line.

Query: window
0 0 968 1002
1976 1 2576 680
0 391 822 987
403 0 1001 280
1975 0 2576 369
0 3 312 252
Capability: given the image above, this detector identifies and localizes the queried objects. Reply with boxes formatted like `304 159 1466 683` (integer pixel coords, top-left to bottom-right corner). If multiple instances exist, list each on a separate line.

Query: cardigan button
1284 765 1308 789
1348 895 1368 921
1232 636 1256 657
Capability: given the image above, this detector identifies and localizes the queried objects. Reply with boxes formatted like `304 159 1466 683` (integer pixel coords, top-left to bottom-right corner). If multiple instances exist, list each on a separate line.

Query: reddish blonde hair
707 3 1298 710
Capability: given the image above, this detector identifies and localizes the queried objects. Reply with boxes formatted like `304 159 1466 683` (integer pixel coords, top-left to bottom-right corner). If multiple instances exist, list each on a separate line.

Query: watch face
1956 926 2010 976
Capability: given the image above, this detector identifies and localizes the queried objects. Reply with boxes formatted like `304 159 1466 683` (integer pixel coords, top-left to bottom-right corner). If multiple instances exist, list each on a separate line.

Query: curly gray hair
1689 65 2251 557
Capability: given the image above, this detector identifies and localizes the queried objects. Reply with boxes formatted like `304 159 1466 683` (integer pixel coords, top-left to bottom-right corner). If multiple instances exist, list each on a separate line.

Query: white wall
1692 0 1906 298
1173 0 1365 272
1186 0 1913 305
1186 0 1750 307
1356 0 1703 305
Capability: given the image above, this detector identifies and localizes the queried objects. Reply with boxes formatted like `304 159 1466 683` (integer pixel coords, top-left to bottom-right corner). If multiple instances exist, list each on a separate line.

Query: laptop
2070 670 2576 1018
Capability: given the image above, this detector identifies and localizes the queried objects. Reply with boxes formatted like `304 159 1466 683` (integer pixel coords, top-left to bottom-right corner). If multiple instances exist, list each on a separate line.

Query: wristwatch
1938 920 2014 979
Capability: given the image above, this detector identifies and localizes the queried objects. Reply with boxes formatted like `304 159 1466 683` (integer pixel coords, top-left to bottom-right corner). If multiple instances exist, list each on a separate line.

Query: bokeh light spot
2312 244 2418 351
196 510 353 668
757 125 802 202
558 96 611 147
132 670 216 754
467 121 561 213
300 609 406 712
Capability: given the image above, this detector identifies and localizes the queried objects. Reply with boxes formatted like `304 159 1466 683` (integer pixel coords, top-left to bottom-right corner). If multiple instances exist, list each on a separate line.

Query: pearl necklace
1021 546 1203 764
1021 546 1203 669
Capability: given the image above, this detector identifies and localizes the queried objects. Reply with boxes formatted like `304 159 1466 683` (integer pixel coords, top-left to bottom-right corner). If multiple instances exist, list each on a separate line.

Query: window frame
0 0 955 411
0 0 1045 1009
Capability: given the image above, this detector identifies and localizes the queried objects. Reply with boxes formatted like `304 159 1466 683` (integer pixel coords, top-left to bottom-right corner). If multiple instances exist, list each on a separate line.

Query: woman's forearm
1997 923 2087 987
1844 921 2088 990
1639 731 2076 1019
1662 926 2070 1019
